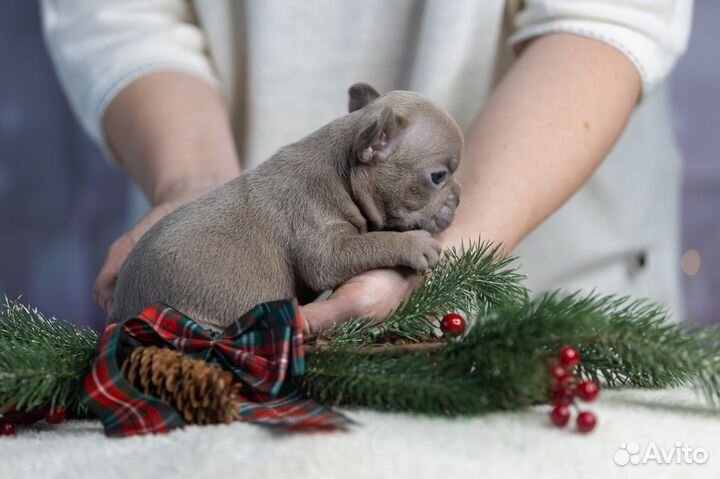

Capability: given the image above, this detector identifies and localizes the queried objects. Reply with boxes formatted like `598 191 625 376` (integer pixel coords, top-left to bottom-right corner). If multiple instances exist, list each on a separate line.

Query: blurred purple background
0 1 717 330
670 0 720 326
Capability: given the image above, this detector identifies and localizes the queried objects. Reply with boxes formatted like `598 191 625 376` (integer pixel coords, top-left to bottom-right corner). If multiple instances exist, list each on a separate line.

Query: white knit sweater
40 0 693 315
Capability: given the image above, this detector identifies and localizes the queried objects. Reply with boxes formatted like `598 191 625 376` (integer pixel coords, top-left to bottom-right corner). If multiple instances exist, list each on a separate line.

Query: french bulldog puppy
111 83 463 331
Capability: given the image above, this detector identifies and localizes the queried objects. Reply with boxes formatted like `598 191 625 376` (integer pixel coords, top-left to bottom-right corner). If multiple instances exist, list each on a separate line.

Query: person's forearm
439 33 641 252
103 72 241 205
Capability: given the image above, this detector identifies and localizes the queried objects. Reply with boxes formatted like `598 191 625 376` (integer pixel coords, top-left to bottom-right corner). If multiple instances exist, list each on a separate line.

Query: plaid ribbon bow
83 299 350 437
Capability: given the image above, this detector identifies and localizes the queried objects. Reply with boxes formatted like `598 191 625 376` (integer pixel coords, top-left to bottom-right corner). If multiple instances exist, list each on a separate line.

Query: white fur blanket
1 388 717 479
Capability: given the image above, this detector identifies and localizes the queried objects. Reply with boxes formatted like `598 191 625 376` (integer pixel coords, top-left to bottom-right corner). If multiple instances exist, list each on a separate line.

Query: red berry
551 386 575 406
576 411 597 433
440 313 466 337
577 380 600 402
549 364 569 385
0 420 15 436
550 405 571 427
559 345 580 368
45 408 67 425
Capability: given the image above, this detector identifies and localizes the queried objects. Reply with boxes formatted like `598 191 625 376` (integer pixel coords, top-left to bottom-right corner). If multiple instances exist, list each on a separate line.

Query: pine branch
304 349 510 415
445 292 720 405
303 340 547 414
0 298 100 414
328 240 527 345
304 291 720 414
2 244 719 422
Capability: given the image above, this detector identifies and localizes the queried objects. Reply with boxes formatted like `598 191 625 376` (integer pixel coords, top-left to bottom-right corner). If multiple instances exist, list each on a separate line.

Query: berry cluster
0 406 67 437
548 345 599 434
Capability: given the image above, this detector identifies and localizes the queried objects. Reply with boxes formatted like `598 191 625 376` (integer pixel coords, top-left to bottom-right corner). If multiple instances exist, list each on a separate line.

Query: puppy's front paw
399 230 442 272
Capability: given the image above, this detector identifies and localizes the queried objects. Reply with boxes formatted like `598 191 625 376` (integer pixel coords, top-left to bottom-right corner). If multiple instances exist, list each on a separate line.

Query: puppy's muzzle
434 182 461 231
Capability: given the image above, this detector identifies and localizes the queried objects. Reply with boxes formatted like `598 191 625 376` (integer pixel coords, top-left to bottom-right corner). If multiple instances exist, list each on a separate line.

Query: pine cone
121 346 241 425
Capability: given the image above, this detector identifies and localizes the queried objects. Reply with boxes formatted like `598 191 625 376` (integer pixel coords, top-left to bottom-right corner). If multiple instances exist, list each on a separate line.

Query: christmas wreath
1 241 718 437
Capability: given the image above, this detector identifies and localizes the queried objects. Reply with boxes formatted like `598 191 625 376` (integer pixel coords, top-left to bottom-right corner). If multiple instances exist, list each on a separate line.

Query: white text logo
613 441 709 466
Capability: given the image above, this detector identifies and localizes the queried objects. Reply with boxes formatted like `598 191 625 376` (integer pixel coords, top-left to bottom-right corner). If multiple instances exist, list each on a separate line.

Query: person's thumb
298 295 356 339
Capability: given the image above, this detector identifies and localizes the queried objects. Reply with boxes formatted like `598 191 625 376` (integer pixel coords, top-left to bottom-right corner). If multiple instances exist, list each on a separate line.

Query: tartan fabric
83 299 350 437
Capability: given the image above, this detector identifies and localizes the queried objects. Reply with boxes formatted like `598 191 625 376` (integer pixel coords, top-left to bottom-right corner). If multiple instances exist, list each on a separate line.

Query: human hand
97 72 243 316
93 187 217 316
299 268 423 338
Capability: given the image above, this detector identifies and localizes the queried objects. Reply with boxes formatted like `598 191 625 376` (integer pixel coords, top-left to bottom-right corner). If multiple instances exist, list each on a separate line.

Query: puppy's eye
430 170 447 185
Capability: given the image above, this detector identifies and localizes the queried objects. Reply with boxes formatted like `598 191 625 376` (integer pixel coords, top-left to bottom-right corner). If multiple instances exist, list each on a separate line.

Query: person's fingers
299 268 424 337
92 203 177 314
338 269 421 317
93 234 135 314
299 295 355 338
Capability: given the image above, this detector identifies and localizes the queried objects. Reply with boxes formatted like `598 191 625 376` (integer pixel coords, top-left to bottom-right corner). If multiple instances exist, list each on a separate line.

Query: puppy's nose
448 182 461 206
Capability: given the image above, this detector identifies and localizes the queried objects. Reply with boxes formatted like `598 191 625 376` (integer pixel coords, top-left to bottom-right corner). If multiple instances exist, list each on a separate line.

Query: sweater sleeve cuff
510 21 664 97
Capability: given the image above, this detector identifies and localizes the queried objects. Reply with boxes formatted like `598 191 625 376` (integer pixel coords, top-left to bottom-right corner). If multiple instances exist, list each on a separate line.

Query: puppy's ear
355 106 405 163
348 83 381 112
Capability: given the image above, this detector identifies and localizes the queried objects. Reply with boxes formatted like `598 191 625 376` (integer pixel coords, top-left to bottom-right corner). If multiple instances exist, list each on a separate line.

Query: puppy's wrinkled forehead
405 108 463 158
381 92 464 166
347 84 464 169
